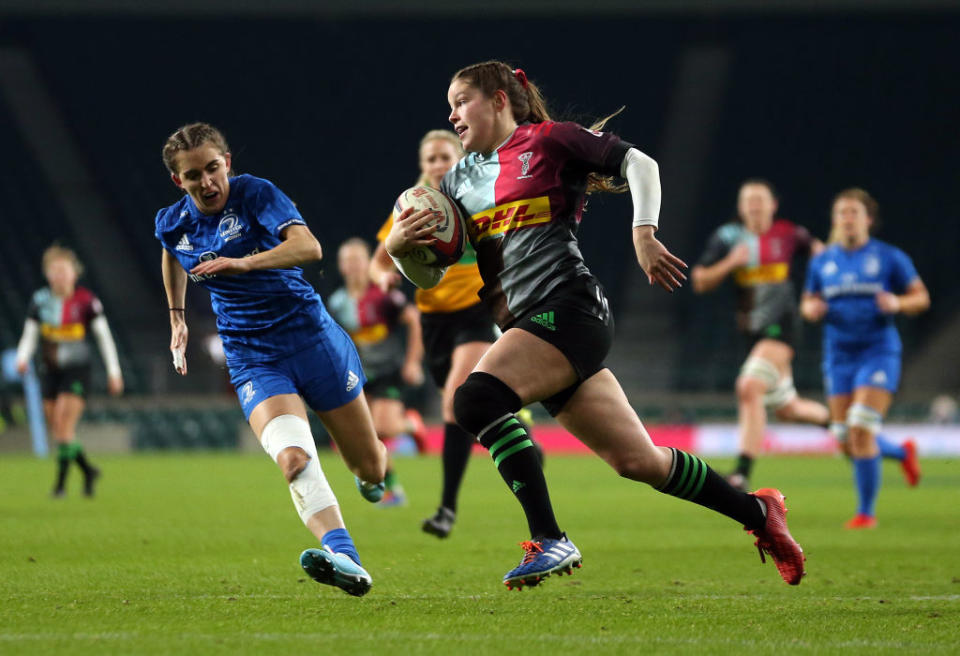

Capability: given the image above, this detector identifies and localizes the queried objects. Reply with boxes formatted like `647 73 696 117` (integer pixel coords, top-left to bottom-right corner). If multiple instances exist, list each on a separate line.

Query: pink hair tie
513 68 528 89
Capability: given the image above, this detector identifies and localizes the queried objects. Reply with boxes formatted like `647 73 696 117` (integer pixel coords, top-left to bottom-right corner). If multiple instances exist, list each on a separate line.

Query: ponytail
452 61 625 194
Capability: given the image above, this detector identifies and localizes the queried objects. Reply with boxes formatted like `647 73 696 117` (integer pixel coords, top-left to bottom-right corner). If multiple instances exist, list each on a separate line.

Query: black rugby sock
479 415 561 540
440 422 474 512
658 448 766 530
734 453 753 478
54 444 70 492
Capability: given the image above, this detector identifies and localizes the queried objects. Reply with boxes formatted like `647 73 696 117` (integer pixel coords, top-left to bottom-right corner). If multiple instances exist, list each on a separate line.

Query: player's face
171 144 232 215
419 139 459 188
337 244 370 284
448 79 499 153
737 184 777 232
832 197 871 246
44 257 77 295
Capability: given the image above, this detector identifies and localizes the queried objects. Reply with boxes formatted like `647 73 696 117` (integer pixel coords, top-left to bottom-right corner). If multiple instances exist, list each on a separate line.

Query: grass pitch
1 450 958 655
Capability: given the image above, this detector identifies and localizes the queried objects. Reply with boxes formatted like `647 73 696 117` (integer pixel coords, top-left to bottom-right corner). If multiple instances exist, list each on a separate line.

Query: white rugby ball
394 186 466 267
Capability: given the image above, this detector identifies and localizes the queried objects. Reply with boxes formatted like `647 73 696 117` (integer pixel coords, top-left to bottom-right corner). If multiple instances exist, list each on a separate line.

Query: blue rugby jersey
804 238 918 352
155 174 331 365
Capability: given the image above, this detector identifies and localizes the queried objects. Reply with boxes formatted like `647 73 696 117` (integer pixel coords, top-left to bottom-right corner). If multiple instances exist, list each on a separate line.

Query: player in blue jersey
386 61 806 589
802 188 929 529
156 123 387 596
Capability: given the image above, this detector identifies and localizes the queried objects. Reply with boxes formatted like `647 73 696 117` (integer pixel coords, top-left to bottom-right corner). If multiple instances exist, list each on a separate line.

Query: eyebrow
182 158 221 176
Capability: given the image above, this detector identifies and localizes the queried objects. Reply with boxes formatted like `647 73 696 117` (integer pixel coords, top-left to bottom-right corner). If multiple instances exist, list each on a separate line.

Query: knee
276 447 310 483
453 372 521 437
735 377 765 403
604 446 665 484
846 403 881 457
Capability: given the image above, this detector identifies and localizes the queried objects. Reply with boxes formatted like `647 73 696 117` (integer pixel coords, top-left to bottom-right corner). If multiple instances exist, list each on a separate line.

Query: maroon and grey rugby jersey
441 121 631 327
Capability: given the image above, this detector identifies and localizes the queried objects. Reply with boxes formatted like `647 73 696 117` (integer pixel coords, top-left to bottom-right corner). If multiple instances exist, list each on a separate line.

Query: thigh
248 393 308 438
293 332 367 413
828 394 853 423
555 369 667 478
442 341 491 418
852 350 901 395
368 396 404 427
749 338 795 375
823 351 856 398
229 362 300 422
474 328 577 405
316 392 381 463
851 386 893 418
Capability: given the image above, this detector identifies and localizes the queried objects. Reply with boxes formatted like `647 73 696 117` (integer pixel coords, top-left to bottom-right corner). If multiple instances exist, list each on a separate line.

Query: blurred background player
691 180 830 490
15 244 124 497
802 188 929 529
156 122 386 596
370 129 500 537
387 61 805 589
328 237 426 507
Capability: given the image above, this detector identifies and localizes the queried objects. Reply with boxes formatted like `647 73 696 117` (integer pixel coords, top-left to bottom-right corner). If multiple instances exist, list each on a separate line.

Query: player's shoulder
230 174 280 202
154 195 192 234
810 243 838 266
716 222 746 243
73 286 96 302
31 287 52 304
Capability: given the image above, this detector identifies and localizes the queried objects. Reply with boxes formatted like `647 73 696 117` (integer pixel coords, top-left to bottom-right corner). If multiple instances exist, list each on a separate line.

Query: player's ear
224 152 232 174
171 172 183 189
493 89 508 112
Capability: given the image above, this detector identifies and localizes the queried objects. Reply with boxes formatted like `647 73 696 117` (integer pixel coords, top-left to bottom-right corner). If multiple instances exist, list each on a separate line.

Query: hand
170 319 189 375
384 207 437 257
16 360 27 375
802 296 828 322
376 270 402 293
401 360 424 387
726 243 751 268
876 291 901 314
633 227 688 292
190 256 251 277
108 375 124 396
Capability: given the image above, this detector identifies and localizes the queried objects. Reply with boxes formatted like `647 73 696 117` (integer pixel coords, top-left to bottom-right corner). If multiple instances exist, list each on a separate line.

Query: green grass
1 451 958 655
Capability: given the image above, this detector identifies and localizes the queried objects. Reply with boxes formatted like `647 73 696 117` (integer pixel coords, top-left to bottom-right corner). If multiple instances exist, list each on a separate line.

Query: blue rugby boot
503 534 582 590
300 547 372 597
355 476 385 503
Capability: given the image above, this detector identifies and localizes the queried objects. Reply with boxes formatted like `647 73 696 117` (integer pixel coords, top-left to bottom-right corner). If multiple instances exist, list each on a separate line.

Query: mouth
455 125 468 139
201 190 219 203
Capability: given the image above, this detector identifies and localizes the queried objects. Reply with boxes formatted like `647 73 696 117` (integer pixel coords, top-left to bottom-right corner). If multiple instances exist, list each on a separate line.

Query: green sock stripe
488 427 527 456
688 460 708 499
500 417 520 431
493 440 534 467
665 450 692 496
384 469 397 488
677 455 706 499
57 444 71 459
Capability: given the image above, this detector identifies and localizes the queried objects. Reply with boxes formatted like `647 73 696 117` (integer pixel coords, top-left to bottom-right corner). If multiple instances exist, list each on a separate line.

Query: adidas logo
176 233 194 251
871 370 888 385
346 370 360 392
511 480 526 493
530 311 556 331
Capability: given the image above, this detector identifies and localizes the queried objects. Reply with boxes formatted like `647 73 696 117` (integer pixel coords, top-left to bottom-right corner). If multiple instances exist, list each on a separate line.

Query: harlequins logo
530 311 556 331
517 151 533 180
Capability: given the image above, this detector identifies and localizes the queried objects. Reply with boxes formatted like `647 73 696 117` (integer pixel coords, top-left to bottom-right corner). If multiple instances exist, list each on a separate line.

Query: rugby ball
394 186 466 267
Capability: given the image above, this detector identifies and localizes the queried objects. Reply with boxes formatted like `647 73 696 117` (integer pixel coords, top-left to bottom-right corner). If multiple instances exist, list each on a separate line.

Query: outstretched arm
162 249 189 375
91 315 124 395
622 148 687 292
370 240 402 292
15 318 39 374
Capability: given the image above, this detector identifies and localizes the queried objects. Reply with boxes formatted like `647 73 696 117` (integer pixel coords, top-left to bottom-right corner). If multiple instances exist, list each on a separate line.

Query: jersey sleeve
376 213 394 243
888 246 919 293
545 122 633 177
26 293 40 321
697 229 731 268
89 294 105 322
253 179 306 237
804 256 823 294
793 223 814 256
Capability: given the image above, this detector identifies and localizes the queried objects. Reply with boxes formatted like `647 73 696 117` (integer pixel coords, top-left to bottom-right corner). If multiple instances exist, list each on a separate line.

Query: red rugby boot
844 513 877 530
747 488 806 585
900 439 921 487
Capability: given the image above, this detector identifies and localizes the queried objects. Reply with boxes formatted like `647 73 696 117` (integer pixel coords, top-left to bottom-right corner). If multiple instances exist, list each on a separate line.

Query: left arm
90 315 124 395
399 303 424 386
189 225 323 276
876 278 930 316
622 148 687 291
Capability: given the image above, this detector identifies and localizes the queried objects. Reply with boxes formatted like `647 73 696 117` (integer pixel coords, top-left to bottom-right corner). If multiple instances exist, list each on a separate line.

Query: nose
448 107 459 125
201 174 214 189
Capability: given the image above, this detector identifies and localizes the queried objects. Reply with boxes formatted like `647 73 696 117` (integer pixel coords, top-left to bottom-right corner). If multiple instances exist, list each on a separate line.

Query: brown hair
338 237 370 257
416 129 464 188
452 61 625 194
739 178 779 200
42 243 83 277
162 122 231 175
829 187 879 243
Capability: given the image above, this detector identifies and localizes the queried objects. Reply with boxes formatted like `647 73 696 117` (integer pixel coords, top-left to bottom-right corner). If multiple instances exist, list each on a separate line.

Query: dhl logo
352 323 388 345
734 262 789 286
469 196 552 241
41 323 85 341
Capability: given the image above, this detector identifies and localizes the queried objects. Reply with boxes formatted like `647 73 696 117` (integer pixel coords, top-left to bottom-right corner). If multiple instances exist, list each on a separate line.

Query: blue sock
853 456 881 517
321 528 361 566
876 434 905 461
